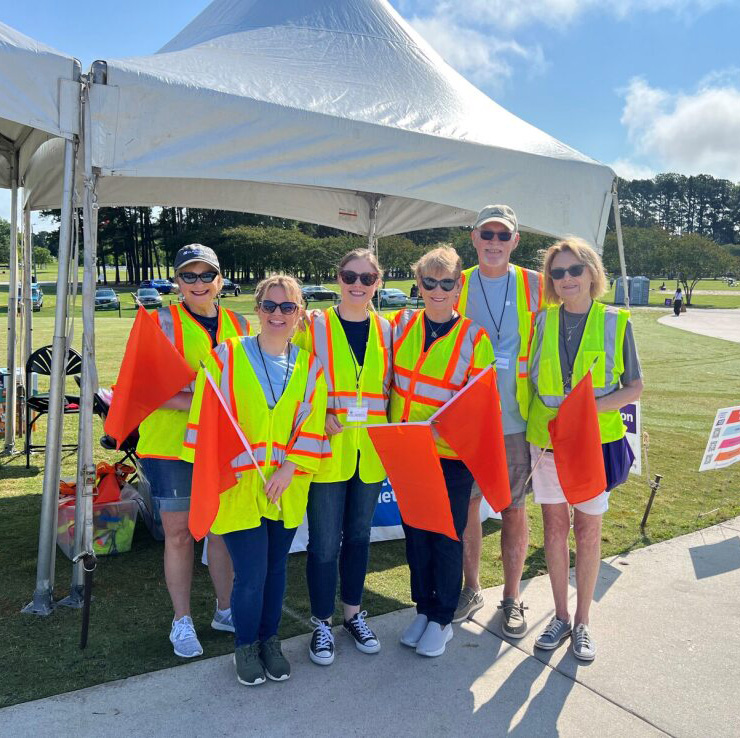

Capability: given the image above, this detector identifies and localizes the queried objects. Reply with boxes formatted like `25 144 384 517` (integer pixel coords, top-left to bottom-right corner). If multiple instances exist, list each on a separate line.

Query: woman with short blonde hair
541 237 608 305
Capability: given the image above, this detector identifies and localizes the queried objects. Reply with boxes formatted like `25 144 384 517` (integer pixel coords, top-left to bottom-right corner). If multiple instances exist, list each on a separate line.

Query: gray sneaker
169 615 203 658
234 642 266 686
211 607 235 633
535 616 572 650
498 598 528 639
572 623 597 661
400 614 429 648
452 587 484 623
416 622 453 658
259 636 291 681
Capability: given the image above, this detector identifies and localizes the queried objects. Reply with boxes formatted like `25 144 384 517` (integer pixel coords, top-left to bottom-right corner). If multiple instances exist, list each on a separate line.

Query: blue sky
3 0 739 223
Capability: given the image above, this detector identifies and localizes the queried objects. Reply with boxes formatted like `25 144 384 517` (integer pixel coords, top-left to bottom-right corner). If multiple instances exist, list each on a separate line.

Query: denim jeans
306 464 382 620
402 459 473 626
222 519 297 647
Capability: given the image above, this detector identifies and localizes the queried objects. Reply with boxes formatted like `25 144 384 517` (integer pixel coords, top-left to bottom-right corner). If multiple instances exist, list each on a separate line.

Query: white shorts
529 444 610 516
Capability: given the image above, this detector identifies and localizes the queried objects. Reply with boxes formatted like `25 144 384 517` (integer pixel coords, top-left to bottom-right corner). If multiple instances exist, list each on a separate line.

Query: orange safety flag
104 308 196 448
367 423 458 540
431 366 511 512
547 372 606 504
189 370 249 541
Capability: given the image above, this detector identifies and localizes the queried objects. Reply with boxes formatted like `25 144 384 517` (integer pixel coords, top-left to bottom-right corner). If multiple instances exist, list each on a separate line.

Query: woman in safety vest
527 238 643 662
137 244 250 659
294 249 391 666
390 246 494 658
187 275 329 686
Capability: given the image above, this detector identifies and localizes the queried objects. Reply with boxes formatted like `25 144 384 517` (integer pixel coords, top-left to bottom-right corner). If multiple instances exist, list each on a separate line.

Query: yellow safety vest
456 265 543 421
137 304 250 460
526 301 630 448
184 337 329 533
294 308 392 484
389 309 495 459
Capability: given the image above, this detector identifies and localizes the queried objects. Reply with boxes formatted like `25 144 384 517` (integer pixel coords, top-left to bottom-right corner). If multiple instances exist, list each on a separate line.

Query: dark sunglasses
259 300 299 315
550 264 587 280
478 230 513 242
339 270 379 286
421 276 457 292
178 271 218 284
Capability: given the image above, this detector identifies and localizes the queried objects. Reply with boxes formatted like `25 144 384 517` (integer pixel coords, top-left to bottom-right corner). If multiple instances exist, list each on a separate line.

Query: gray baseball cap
474 204 518 232
174 243 220 272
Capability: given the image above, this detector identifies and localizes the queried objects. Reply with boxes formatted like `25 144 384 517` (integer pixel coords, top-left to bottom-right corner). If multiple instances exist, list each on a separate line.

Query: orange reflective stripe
227 341 238 424
441 319 470 384
393 364 459 390
454 272 467 312
372 312 390 379
211 347 225 372
180 304 213 346
324 309 337 392
328 407 388 416
520 265 532 313
171 306 185 355
396 310 421 349
536 272 544 309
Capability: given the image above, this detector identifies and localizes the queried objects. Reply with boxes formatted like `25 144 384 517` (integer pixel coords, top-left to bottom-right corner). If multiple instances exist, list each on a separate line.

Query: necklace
477 268 511 343
560 303 592 386
424 312 456 339
563 310 588 342
256 335 292 406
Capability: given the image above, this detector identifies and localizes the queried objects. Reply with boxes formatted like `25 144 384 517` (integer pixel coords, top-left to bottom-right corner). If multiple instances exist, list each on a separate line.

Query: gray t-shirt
241 336 297 409
559 306 642 392
463 265 525 435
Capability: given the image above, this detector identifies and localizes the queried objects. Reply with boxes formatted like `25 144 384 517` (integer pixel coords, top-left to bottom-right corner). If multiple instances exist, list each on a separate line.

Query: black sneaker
309 617 335 666
343 610 381 654
259 635 291 681
234 642 266 686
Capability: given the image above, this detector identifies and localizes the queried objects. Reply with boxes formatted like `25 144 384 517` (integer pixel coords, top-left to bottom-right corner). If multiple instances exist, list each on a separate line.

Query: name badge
347 405 369 423
496 351 511 371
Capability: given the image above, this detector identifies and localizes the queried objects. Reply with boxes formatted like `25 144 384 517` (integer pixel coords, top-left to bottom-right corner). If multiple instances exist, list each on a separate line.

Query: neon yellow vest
294 308 391 484
137 304 250 460
456 264 543 422
186 337 329 533
526 302 629 448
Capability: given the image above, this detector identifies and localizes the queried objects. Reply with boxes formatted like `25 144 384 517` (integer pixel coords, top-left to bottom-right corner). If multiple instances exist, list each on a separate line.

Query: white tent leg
365 194 381 255
22 207 33 378
612 184 630 309
22 133 79 616
3 152 19 453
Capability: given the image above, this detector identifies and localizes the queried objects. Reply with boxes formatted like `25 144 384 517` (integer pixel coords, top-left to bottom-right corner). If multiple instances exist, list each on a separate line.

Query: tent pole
366 194 380 256
22 207 33 379
612 183 630 309
3 150 19 453
23 65 81 616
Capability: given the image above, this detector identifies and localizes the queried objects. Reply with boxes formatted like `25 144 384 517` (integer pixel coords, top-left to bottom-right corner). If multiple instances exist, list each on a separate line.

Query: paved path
658 308 740 344
2 517 739 738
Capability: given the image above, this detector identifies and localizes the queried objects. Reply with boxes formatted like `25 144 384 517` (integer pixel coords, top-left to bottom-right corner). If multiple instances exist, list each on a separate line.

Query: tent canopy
24 0 615 244
0 22 78 188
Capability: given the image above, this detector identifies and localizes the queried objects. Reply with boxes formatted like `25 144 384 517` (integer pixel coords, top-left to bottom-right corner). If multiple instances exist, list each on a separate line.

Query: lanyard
256 336 292 406
336 307 370 391
560 303 592 387
477 269 511 343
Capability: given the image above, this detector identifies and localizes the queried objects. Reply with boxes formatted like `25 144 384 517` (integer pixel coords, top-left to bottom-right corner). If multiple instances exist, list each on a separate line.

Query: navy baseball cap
174 244 220 272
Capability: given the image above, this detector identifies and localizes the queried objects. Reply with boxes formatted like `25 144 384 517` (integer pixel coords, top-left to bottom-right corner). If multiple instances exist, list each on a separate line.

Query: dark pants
673 299 682 316
402 459 474 627
222 519 297 647
306 464 382 620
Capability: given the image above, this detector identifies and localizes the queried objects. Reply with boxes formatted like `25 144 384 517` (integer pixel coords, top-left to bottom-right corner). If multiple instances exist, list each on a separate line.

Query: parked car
377 288 408 308
15 286 43 311
140 278 176 294
95 287 121 311
220 278 241 296
136 287 163 308
301 285 340 302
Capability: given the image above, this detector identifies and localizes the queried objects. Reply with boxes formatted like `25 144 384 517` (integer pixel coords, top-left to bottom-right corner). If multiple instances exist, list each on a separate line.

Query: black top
423 313 460 352
185 304 219 348
336 309 371 366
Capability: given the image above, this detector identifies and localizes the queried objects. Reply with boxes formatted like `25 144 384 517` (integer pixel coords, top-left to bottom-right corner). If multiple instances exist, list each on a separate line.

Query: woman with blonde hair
294 248 392 666
527 238 643 661
389 245 494 657
186 274 328 685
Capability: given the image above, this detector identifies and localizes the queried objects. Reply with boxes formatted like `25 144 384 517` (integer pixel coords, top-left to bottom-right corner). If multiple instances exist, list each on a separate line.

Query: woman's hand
325 415 344 436
264 461 297 504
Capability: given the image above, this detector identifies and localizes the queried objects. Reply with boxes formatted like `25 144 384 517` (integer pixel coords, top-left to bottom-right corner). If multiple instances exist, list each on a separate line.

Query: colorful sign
700 406 740 471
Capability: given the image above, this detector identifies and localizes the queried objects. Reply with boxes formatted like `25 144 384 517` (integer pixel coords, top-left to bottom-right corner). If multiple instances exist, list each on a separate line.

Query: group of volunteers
133 203 643 687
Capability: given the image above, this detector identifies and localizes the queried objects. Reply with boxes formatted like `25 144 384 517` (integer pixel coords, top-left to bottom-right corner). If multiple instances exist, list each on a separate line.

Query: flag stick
523 446 549 489
428 363 496 423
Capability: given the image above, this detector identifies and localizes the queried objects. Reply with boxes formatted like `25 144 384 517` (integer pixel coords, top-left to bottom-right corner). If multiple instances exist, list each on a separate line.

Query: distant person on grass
137 244 250 659
673 287 683 316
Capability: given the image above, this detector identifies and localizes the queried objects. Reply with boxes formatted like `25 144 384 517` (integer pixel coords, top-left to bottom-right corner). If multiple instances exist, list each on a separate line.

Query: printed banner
620 401 642 476
699 406 740 471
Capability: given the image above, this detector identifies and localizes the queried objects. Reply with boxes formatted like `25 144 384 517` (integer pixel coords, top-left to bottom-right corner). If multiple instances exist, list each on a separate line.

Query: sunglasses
421 276 457 292
550 264 587 280
178 271 218 284
478 230 513 242
259 300 299 315
339 270 379 286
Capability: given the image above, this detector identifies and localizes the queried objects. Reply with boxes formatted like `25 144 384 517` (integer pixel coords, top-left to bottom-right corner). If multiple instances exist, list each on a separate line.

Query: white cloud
618 74 740 181
607 158 656 181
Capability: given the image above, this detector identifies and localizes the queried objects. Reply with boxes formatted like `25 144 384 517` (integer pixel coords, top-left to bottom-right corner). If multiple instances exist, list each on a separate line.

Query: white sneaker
416 622 453 657
400 614 428 648
211 606 235 633
170 615 203 658
572 623 596 661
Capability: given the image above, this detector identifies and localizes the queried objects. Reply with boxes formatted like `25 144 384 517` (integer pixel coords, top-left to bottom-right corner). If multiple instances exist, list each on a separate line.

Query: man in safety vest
452 204 543 639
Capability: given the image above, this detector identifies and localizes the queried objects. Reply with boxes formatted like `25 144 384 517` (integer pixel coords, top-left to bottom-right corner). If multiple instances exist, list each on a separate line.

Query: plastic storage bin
57 498 138 559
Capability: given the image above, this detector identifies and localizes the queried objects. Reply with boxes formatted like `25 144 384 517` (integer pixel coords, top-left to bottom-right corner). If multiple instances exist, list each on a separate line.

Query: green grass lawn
1 294 739 708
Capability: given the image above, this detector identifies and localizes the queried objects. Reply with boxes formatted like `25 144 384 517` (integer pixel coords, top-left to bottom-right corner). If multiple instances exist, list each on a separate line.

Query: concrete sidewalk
658 308 740 343
3 518 740 737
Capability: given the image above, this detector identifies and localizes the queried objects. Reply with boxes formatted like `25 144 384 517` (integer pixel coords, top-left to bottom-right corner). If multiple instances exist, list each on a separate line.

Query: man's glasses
478 230 513 242
550 264 587 280
177 271 218 284
259 300 299 315
421 276 457 292
339 270 379 286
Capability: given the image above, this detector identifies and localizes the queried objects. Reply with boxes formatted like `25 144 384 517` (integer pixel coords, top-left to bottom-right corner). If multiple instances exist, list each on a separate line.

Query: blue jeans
306 465 382 620
402 459 473 626
138 458 192 513
222 520 297 647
